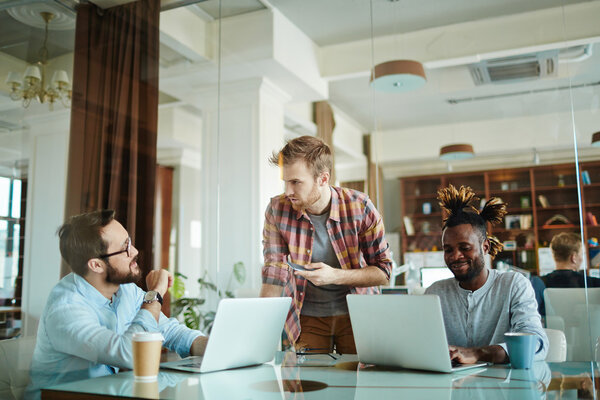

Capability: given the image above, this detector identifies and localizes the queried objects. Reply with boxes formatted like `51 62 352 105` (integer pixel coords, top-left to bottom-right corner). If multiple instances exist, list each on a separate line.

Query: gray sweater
425 269 548 361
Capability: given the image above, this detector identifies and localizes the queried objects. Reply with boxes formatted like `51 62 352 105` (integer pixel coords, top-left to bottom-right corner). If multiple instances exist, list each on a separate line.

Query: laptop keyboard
179 361 203 368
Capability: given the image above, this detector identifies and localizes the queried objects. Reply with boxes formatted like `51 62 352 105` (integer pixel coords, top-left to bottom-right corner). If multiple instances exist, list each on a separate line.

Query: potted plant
169 261 246 333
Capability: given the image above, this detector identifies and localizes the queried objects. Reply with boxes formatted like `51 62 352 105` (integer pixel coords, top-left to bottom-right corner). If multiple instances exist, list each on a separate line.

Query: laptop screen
420 267 453 288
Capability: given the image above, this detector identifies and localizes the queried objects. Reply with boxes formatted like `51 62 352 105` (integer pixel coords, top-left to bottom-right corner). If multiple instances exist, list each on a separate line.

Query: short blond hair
269 136 332 179
550 232 582 262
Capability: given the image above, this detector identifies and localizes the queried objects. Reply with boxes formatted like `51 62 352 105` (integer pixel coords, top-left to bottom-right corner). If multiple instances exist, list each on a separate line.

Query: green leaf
169 274 186 300
198 278 218 292
174 272 188 280
183 308 200 330
202 311 216 333
233 262 246 284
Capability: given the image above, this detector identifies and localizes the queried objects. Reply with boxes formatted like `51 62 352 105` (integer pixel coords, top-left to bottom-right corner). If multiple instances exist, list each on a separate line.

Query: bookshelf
399 161 600 275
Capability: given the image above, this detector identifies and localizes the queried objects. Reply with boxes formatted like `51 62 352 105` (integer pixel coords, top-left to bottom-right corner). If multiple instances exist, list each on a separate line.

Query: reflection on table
41 352 600 400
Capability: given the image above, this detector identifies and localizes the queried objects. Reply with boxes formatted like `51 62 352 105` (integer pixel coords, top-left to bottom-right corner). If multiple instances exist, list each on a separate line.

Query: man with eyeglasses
27 210 207 397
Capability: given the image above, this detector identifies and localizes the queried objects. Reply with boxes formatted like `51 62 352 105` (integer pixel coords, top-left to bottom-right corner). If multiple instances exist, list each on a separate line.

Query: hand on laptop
449 345 508 364
190 335 208 356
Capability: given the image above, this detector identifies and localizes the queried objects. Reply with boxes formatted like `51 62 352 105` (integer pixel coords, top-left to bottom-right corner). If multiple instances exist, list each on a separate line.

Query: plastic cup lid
132 332 164 342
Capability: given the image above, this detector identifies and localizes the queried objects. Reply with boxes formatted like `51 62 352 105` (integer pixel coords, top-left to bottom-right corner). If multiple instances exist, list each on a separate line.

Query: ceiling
0 0 599 172
269 0 594 46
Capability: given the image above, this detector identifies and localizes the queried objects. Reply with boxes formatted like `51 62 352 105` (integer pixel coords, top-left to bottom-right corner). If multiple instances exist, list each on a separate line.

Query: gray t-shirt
301 211 350 317
425 269 548 361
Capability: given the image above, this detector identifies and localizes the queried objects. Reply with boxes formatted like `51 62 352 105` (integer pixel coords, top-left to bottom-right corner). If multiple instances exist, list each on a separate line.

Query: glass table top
41 352 600 399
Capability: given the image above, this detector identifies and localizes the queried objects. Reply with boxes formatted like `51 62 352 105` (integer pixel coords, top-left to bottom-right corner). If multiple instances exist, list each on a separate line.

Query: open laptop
347 294 487 373
161 297 291 373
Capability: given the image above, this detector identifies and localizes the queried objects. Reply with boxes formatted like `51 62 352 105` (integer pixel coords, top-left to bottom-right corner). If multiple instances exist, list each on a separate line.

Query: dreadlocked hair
437 184 508 258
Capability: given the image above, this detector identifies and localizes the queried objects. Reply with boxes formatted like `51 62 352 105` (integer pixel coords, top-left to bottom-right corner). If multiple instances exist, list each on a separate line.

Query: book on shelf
519 214 532 229
504 214 532 230
403 216 415 235
505 215 521 230
537 195 549 208
587 212 598 226
581 170 591 185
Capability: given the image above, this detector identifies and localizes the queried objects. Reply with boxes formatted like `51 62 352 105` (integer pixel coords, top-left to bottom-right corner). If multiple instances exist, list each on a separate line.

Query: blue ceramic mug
505 332 538 369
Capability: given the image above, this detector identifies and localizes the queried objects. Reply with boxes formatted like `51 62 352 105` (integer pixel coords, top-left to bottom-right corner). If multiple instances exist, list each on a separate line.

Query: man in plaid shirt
260 136 392 353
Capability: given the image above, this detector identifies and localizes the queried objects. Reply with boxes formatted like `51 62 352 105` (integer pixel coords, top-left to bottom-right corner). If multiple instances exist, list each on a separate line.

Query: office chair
544 288 600 361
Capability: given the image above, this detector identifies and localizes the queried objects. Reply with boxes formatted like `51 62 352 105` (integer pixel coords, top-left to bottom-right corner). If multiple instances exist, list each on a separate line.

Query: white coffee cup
132 332 164 381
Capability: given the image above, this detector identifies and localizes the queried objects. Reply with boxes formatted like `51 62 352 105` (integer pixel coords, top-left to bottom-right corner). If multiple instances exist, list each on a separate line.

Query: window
0 176 26 339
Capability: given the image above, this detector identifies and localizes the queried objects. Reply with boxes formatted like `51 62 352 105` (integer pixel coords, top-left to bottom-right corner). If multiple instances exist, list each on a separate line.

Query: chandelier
5 12 71 110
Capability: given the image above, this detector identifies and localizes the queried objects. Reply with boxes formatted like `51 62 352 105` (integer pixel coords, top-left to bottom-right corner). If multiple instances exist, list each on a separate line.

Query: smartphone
287 261 308 271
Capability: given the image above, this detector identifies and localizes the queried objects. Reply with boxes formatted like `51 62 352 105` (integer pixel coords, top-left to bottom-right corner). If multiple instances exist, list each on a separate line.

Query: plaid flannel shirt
262 186 392 343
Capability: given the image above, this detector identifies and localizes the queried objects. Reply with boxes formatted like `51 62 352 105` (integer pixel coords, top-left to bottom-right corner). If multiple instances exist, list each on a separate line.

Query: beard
291 182 321 212
105 256 141 285
450 250 486 283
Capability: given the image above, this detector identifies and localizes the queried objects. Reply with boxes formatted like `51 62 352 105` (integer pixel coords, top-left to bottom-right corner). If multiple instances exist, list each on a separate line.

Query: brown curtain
63 0 160 281
313 101 336 183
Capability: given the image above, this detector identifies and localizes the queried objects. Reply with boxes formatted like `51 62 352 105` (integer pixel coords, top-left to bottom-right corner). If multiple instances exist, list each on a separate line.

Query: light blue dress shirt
26 273 202 398
425 269 548 361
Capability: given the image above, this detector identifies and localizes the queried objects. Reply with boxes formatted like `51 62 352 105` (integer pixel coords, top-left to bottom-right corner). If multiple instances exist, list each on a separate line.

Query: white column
199 78 289 303
21 111 70 336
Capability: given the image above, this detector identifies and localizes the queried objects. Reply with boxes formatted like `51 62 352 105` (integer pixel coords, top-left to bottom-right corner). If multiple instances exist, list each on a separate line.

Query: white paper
537 247 556 275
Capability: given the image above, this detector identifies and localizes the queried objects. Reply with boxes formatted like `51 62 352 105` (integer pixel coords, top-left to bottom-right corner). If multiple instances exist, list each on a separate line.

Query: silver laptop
161 297 291 373
347 294 487 373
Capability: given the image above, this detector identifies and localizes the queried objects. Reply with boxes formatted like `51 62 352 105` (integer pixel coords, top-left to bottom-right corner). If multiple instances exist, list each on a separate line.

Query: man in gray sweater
425 185 548 365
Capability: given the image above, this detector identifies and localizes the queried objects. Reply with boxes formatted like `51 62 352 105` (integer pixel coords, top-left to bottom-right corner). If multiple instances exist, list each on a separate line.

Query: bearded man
27 210 207 397
260 136 392 354
425 185 547 364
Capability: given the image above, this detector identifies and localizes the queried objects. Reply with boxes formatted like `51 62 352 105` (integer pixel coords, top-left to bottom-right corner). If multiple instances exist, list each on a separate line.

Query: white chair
544 288 600 361
0 336 36 400
544 328 567 362
409 286 427 295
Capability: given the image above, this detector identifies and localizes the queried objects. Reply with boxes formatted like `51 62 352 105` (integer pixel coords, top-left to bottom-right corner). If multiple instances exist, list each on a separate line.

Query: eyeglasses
99 237 131 259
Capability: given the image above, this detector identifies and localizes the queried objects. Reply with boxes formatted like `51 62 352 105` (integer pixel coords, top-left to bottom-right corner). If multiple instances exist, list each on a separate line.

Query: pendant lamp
592 131 600 147
439 144 475 161
370 60 426 93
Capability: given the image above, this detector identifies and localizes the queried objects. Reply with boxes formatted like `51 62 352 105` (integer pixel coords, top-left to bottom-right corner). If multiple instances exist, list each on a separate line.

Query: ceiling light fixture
5 12 71 110
592 131 600 147
370 60 426 93
439 144 475 161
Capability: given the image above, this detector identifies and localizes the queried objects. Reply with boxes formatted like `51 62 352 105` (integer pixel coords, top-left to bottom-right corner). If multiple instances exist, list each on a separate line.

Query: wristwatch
143 290 163 305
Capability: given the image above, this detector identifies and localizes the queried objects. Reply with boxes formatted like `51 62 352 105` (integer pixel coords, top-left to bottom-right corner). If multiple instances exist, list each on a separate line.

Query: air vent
469 50 558 85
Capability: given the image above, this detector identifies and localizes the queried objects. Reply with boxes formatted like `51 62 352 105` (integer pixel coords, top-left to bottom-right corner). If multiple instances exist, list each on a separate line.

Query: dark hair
58 210 115 276
550 232 582 262
268 135 332 179
437 185 507 258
